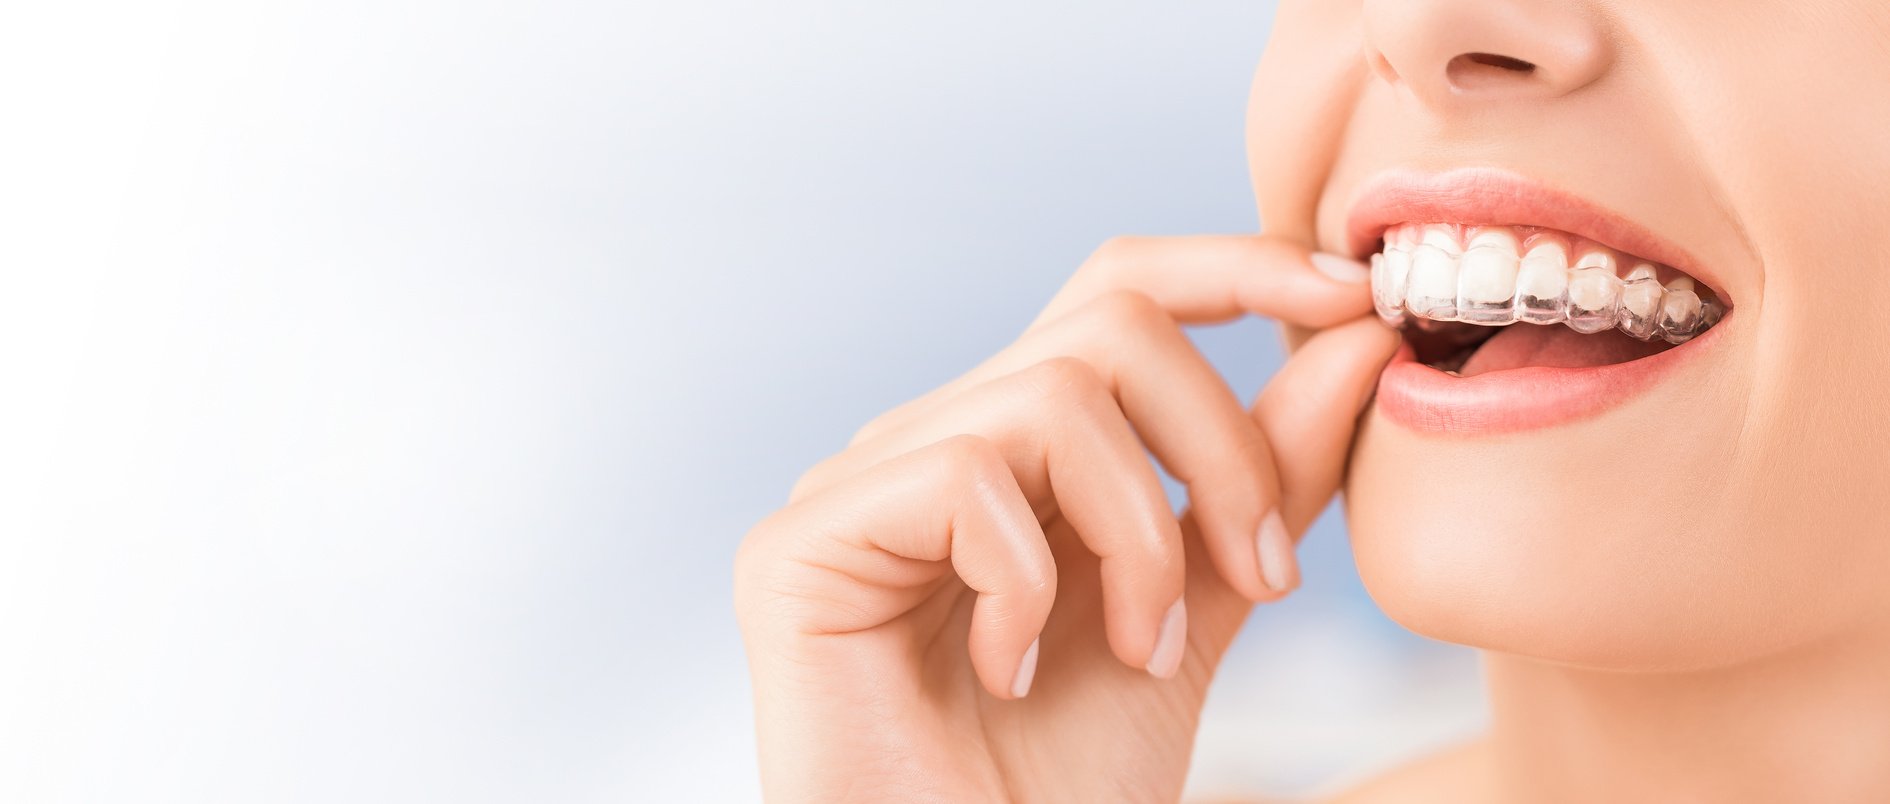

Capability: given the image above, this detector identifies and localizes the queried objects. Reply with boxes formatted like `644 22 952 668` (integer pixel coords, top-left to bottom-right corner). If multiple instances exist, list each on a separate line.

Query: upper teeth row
1369 223 1723 344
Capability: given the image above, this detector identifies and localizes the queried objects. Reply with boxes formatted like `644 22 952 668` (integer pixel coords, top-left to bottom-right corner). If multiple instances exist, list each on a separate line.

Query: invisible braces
1369 224 1724 345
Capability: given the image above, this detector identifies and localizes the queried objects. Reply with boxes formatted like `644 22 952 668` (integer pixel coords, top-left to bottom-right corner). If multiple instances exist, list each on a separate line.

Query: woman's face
1248 0 1890 671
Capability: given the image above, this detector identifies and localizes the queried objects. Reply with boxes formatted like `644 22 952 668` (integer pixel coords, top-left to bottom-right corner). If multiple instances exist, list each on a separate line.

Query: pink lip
1348 167 1733 435
1375 322 1725 434
1344 167 1727 299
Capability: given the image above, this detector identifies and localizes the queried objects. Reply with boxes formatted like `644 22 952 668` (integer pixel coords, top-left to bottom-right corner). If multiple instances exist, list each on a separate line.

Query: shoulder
1320 736 1496 804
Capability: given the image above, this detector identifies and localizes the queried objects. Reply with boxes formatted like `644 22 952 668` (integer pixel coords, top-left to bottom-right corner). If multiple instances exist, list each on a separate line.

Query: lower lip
1372 322 1726 435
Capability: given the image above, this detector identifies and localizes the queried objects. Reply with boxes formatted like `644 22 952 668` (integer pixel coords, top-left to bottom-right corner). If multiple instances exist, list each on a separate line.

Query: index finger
1026 234 1373 333
848 235 1375 451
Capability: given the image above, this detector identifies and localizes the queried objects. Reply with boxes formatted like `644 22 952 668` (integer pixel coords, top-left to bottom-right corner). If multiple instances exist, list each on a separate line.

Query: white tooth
1420 223 1464 256
1385 246 1413 309
1657 288 1704 343
1617 263 1663 339
1564 248 1621 333
1405 244 1459 320
1515 240 1570 324
1392 224 1421 249
1371 253 1404 325
1572 249 1617 274
1566 270 1617 310
1665 275 1695 293
1700 297 1726 329
1383 241 1413 287
1465 227 1520 253
1566 274 1620 334
1455 228 1520 323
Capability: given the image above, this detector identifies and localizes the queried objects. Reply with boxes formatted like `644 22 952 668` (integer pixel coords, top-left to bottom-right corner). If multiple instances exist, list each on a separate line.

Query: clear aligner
1455 228 1520 324
1368 223 1723 345
1404 225 1461 321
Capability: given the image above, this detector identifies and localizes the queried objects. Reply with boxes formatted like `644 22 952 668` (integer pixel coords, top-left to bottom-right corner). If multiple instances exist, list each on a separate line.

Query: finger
1017 293 1290 605
825 290 1285 603
1029 234 1372 332
1176 510 1259 673
799 357 1188 676
1252 316 1401 540
849 234 1367 449
1279 320 1318 354
737 435 1055 700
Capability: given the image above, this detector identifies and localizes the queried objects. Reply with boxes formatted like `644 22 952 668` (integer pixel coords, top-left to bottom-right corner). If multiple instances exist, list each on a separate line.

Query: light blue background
1 1 1481 801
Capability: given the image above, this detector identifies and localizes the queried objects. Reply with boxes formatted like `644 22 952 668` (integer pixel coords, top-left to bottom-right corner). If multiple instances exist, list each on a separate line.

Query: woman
733 0 1890 799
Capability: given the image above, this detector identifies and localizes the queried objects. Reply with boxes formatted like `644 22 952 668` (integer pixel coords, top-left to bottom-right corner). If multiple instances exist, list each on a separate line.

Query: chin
1342 377 1852 675
1328 171 1847 673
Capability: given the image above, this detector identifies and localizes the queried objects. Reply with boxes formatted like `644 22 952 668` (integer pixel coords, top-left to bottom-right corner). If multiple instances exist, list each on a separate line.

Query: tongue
1458 323 1672 377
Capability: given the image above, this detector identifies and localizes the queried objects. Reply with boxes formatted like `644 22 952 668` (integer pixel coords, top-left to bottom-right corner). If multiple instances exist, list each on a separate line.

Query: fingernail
1310 252 1369 284
1012 636 1041 698
1256 508 1300 593
1146 597 1187 679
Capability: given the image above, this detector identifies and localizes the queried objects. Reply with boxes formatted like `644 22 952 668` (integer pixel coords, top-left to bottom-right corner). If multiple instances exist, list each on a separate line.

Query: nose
1362 0 1613 110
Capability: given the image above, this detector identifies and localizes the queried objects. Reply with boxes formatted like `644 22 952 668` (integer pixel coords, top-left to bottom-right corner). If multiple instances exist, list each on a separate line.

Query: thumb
1173 315 1400 678
1255 315 1402 533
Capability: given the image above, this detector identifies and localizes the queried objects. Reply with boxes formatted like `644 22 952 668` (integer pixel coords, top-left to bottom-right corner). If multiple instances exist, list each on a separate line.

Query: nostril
1445 52 1539 91
1463 52 1536 73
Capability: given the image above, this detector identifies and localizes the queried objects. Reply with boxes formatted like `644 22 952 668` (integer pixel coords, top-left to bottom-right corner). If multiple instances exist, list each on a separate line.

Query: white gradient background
0 1 1483 801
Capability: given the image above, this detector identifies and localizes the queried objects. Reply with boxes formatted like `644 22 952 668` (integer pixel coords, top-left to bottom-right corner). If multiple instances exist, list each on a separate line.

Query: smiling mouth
1342 167 1737 434
1368 222 1727 377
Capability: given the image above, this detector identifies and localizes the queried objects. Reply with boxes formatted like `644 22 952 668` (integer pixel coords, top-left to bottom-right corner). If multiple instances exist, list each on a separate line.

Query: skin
736 0 1890 800
735 237 1393 801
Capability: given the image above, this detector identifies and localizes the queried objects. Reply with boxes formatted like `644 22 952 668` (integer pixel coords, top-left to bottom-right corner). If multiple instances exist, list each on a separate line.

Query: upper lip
1343 167 1731 303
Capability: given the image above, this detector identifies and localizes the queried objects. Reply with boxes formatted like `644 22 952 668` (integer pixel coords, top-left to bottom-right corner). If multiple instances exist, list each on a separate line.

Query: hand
733 235 1399 802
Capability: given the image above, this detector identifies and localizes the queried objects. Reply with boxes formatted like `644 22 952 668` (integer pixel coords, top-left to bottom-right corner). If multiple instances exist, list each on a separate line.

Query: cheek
1245 0 1367 240
1341 332 1881 672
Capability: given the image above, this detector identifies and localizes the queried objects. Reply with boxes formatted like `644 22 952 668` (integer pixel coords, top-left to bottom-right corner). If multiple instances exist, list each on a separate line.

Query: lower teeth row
1370 244 1724 344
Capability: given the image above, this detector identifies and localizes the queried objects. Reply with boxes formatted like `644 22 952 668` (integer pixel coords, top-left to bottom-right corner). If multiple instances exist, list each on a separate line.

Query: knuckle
849 398 923 447
787 461 833 503
1018 558 1057 601
1232 428 1279 485
1204 424 1275 491
1088 288 1171 332
934 433 1006 482
848 414 892 447
1083 235 1147 276
1018 356 1110 408
731 517 780 616
732 514 872 637
1142 529 1186 573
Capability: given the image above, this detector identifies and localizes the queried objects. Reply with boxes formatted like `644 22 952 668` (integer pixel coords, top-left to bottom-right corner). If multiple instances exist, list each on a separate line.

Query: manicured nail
1146 597 1187 679
1012 636 1040 698
1255 508 1300 593
1310 252 1369 284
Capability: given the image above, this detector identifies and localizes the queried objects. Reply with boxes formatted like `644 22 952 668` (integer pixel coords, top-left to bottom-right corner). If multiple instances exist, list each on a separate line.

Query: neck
1482 625 1890 801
